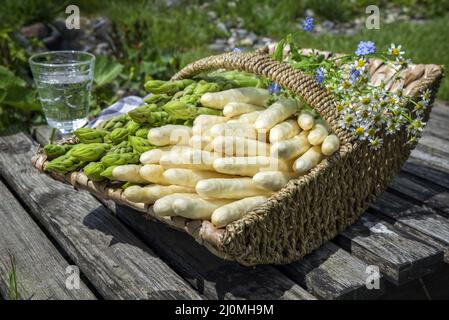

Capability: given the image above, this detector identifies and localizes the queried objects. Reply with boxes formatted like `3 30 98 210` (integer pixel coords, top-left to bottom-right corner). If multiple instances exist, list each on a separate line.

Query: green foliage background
0 0 448 132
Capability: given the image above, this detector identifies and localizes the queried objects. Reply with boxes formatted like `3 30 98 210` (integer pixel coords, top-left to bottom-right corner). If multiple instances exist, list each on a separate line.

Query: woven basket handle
171 51 347 140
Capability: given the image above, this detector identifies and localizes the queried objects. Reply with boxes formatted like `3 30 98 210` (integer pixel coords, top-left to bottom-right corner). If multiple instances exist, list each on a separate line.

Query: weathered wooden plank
0 180 96 300
402 161 449 191
410 103 449 174
0 132 201 300
417 135 449 160
430 101 449 121
334 213 443 285
389 172 449 216
370 191 449 262
379 264 449 300
419 102 449 141
411 144 449 174
31 125 59 146
110 204 316 300
279 242 385 300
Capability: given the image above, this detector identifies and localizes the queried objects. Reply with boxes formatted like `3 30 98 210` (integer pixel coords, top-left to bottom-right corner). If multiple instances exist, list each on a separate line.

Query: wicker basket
32 48 444 266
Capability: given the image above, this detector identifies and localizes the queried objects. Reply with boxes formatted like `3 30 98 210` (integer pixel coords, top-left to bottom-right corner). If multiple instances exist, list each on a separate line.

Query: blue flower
315 68 325 84
268 82 282 94
232 47 242 53
349 69 361 84
302 17 314 32
355 41 376 56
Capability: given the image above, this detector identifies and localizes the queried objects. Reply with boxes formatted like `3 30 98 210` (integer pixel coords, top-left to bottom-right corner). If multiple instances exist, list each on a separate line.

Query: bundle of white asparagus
111 87 339 228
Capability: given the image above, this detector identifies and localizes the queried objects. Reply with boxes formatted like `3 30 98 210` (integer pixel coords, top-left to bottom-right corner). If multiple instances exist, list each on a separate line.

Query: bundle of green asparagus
43 71 268 182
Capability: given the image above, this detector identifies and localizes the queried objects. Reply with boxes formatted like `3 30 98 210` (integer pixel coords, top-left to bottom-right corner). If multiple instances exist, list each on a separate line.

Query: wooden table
1 101 449 300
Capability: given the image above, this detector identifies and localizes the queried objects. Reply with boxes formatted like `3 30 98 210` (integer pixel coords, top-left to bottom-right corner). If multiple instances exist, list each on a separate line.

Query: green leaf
273 38 286 62
0 88 6 103
0 65 26 88
94 55 124 87
3 85 41 111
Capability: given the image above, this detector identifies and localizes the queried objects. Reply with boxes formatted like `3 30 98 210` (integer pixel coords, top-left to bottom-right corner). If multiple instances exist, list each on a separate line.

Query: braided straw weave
32 50 444 265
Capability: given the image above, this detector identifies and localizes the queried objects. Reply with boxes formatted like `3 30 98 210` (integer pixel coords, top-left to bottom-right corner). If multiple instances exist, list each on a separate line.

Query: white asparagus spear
223 102 265 118
269 119 301 143
211 196 268 228
147 125 192 146
159 147 218 171
140 146 174 164
254 97 298 130
153 193 201 216
321 134 340 155
308 123 329 145
237 110 262 124
200 87 270 109
139 164 170 185
123 185 195 204
293 146 324 174
252 171 297 191
208 122 265 141
162 168 230 188
196 178 272 199
270 131 310 160
193 114 229 127
297 110 315 130
213 156 290 176
172 197 232 220
112 165 147 183
189 135 214 151
211 136 270 157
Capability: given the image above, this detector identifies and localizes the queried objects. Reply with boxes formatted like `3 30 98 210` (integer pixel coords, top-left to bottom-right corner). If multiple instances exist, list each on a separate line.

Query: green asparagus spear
43 144 73 159
68 143 111 162
44 154 85 174
126 120 141 135
143 94 172 106
135 127 150 139
74 128 109 144
100 165 118 180
129 136 154 154
108 141 133 154
144 79 195 94
83 162 107 181
110 127 129 144
100 152 140 167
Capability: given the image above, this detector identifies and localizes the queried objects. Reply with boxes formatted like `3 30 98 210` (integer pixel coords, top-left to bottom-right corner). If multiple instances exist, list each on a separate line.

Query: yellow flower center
336 104 344 112
355 127 365 135
361 97 371 105
357 59 365 68
392 48 400 56
342 81 351 89
371 139 379 146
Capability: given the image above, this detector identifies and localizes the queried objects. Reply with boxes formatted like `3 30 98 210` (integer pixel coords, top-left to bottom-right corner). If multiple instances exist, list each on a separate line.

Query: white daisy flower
388 43 405 60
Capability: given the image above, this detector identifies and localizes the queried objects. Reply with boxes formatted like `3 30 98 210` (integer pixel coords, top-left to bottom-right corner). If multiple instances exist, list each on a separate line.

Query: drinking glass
29 51 95 134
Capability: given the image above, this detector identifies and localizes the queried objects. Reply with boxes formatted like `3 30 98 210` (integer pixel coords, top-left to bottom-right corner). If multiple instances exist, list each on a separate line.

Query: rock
240 37 254 46
305 9 315 17
322 20 334 31
20 23 48 39
227 36 236 46
216 22 229 35
208 42 227 52
207 10 217 20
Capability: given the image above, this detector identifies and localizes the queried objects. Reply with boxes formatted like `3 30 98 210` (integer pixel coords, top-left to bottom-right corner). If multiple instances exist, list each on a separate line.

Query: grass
8 254 21 300
281 16 449 101
87 1 449 100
